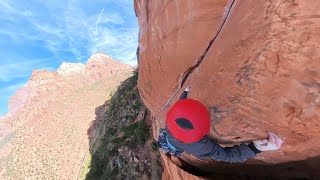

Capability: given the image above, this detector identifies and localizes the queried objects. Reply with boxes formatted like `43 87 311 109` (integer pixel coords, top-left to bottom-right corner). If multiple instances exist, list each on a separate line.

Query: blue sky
0 0 139 116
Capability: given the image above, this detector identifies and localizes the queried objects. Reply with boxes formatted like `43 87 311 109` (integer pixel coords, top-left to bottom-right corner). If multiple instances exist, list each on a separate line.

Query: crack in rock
162 0 237 110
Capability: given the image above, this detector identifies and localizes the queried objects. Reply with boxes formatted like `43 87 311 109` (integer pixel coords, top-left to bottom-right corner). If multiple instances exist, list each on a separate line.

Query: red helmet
166 99 210 143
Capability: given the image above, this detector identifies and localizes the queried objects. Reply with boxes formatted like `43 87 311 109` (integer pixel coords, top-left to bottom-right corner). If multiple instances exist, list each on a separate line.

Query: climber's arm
179 86 190 100
194 137 260 163
191 132 283 163
208 142 261 163
179 91 188 100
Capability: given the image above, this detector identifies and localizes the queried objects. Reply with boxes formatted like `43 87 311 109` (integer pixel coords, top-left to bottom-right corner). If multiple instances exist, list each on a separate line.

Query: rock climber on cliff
158 86 284 163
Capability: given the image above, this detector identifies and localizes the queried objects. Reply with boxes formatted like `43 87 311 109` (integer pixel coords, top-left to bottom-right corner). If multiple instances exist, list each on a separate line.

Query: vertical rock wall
135 0 320 178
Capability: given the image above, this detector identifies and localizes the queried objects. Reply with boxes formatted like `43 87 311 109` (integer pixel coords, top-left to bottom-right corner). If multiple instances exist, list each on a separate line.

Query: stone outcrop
135 0 320 179
0 54 133 179
57 62 85 76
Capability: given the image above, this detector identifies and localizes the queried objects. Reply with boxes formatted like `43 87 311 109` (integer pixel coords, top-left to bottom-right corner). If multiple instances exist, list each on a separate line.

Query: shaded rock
134 156 140 163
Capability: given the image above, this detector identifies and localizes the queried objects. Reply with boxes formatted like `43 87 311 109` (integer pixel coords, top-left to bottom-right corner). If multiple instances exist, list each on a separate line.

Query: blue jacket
166 128 260 163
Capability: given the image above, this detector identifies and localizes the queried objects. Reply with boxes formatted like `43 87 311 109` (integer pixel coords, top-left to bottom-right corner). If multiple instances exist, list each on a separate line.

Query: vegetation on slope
86 72 162 180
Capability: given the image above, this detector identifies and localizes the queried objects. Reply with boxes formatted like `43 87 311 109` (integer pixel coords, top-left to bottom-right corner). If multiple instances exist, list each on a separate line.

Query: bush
122 121 150 149
86 72 151 180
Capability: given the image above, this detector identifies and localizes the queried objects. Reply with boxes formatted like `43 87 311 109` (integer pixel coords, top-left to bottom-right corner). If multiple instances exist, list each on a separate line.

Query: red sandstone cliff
135 0 320 179
0 53 133 179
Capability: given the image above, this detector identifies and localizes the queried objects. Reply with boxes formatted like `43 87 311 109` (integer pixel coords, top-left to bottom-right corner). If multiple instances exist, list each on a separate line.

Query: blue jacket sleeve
166 129 260 163
183 137 259 163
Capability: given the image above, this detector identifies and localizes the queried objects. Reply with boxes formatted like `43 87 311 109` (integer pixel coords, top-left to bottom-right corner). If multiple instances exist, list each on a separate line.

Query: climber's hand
184 86 191 92
253 132 283 151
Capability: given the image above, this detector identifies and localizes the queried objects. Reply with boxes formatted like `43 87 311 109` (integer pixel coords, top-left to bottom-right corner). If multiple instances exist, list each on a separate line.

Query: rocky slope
86 72 163 179
135 0 320 179
0 53 133 179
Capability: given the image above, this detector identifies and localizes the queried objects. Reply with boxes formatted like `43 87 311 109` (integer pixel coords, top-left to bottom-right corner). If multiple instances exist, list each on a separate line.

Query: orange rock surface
135 0 320 179
0 54 133 179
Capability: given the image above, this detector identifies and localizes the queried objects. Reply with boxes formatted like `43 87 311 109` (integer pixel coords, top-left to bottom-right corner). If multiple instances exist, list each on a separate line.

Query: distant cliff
0 53 133 179
135 0 320 179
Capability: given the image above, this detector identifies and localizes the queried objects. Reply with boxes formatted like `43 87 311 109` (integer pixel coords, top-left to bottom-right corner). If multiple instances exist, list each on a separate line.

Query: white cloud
0 0 138 63
0 0 33 17
0 59 54 82
0 0 138 80
99 13 124 25
0 0 139 114
1 83 25 93
60 2 138 64
95 8 105 34
0 62 33 82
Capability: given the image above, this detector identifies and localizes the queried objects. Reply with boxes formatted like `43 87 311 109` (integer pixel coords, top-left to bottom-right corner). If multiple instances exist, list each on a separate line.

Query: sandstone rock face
85 54 132 83
135 0 320 178
0 54 133 179
57 62 85 76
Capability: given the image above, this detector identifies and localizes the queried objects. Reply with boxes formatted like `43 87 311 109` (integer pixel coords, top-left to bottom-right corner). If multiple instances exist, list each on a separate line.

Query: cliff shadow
87 100 110 155
85 73 163 179
179 155 320 179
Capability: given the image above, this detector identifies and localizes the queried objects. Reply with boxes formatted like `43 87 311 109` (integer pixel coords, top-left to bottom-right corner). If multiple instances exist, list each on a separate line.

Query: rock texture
0 53 133 179
135 0 320 179
57 62 85 76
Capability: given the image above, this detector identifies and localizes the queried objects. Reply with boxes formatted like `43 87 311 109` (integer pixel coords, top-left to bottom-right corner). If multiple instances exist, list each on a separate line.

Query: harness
158 128 183 157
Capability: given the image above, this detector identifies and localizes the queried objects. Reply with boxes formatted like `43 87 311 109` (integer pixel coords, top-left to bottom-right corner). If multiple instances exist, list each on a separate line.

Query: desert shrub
86 72 152 180
122 121 150 149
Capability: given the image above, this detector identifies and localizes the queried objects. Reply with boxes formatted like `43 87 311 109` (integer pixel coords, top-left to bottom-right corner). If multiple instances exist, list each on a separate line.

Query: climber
158 86 283 163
